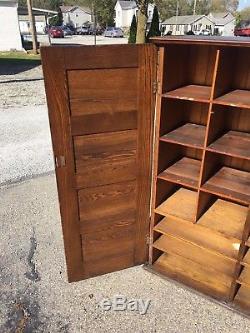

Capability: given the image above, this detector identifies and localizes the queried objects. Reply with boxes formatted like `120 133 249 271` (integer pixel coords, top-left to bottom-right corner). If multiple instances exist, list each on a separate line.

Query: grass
0 51 41 61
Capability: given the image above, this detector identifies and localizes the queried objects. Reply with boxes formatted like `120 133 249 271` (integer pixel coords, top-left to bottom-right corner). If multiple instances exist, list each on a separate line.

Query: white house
161 15 214 36
60 6 92 28
18 7 57 35
208 12 236 36
115 1 155 29
0 0 22 51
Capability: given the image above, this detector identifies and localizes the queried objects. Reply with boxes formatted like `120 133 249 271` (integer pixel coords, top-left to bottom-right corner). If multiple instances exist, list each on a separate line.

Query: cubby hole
154 179 198 222
162 44 217 102
207 104 250 160
200 151 250 205
214 47 250 108
157 142 202 189
196 191 248 243
159 99 209 149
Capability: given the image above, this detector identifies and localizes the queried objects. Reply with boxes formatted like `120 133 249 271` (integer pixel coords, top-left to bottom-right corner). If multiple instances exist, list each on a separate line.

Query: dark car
89 26 104 35
62 26 74 36
48 26 64 38
78 26 90 35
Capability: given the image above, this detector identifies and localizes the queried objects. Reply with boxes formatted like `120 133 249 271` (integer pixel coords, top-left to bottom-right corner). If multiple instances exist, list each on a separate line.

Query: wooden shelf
163 85 211 103
155 188 197 222
153 234 236 276
153 253 231 300
237 267 250 287
160 123 206 149
198 199 247 240
158 157 201 189
214 89 250 109
202 166 250 205
207 130 250 160
234 285 250 311
242 249 250 268
154 217 240 260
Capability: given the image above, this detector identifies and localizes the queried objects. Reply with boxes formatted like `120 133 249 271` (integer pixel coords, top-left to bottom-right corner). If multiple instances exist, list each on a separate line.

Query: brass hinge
146 234 152 245
153 80 158 94
55 155 66 168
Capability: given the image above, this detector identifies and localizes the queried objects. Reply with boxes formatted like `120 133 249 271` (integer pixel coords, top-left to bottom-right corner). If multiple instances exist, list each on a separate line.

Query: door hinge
146 234 152 245
153 80 159 94
55 155 66 168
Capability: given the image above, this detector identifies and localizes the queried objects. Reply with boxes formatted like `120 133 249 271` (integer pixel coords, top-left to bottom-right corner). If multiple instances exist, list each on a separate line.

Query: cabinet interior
150 44 250 312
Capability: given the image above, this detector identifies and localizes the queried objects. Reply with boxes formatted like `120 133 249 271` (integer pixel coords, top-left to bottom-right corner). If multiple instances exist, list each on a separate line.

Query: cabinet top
151 36 250 47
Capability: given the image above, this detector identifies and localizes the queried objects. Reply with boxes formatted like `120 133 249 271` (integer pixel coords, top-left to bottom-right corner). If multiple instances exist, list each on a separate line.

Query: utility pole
27 0 38 54
175 0 179 35
193 0 197 15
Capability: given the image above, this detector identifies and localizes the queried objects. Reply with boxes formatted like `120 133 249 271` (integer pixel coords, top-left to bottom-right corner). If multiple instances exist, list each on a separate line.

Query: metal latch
153 81 158 94
55 155 66 168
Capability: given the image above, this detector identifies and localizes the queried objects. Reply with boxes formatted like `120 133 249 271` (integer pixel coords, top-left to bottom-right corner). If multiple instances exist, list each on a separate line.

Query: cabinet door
41 44 156 282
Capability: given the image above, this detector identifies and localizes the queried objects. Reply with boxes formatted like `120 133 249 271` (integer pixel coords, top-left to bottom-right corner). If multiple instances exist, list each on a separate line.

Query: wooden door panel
41 44 156 282
68 68 138 100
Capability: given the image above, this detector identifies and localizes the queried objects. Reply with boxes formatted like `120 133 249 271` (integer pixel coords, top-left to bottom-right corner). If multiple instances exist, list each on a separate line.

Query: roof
162 15 206 25
117 1 137 10
19 14 46 22
208 12 235 26
60 5 91 15
18 6 57 16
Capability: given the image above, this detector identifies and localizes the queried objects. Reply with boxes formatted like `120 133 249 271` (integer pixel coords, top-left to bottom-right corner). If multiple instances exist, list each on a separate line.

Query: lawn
0 51 40 61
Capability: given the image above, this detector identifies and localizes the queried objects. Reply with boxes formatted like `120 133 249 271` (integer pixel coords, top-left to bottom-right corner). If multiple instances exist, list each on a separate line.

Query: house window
170 25 173 30
206 25 211 30
176 25 180 31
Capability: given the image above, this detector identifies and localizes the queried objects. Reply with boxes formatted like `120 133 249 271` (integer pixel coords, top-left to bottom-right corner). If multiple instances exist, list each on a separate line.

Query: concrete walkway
0 105 54 185
0 174 249 332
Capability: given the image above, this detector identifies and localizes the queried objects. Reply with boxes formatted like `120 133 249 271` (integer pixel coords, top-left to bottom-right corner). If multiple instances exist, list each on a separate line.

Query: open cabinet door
41 44 156 282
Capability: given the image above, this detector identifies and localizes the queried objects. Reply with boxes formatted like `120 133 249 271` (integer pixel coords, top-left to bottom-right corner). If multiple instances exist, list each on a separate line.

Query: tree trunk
136 0 148 44
136 10 147 43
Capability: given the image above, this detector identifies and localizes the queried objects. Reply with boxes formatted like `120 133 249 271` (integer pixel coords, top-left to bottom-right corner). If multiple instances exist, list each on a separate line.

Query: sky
239 0 250 10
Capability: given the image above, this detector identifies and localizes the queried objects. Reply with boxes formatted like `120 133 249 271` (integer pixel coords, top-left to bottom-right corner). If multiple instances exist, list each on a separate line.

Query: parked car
199 29 211 36
104 27 124 38
48 26 64 38
234 27 250 37
89 26 104 35
78 26 90 35
62 26 74 36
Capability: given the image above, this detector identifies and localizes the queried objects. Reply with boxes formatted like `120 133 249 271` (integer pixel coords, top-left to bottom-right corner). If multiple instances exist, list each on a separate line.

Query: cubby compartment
241 248 250 268
196 192 248 241
200 151 250 205
214 47 250 109
206 105 250 160
159 99 209 149
161 44 217 102
234 285 250 310
157 142 202 189
154 181 198 222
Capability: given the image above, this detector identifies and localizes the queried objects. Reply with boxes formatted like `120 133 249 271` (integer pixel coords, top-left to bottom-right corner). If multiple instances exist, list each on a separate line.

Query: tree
128 14 137 43
136 0 149 43
210 0 239 13
146 6 160 41
237 6 250 21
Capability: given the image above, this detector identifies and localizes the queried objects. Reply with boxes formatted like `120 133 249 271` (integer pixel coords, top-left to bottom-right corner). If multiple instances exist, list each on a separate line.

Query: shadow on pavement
0 58 41 76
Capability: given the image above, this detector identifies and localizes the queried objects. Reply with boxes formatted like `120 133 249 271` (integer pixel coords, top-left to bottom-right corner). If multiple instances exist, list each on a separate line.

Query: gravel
0 65 46 108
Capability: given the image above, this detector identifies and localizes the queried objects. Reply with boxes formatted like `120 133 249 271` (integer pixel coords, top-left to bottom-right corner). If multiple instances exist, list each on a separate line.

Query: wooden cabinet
41 37 250 315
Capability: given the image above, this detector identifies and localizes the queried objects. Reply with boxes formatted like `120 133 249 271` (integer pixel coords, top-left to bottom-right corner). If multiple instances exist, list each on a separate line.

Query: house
208 12 236 36
18 7 57 35
0 0 22 51
161 15 214 36
114 1 155 29
60 6 92 28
